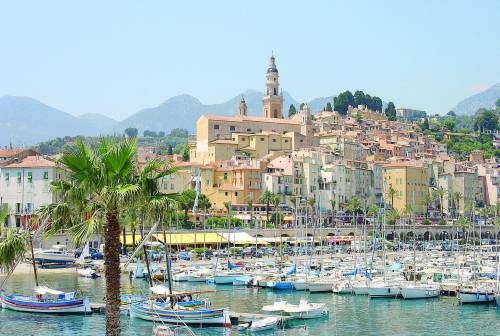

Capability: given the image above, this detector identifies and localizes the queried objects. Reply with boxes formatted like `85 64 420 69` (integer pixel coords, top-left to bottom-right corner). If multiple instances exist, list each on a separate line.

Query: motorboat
332 281 354 294
186 269 211 283
262 300 289 313
77 267 99 279
238 317 279 332
33 245 76 265
308 280 335 293
495 293 500 307
233 275 252 286
283 300 328 319
0 286 90 314
400 284 440 299
214 271 245 284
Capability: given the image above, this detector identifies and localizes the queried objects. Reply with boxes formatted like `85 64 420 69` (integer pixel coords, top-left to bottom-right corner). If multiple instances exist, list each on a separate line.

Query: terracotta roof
0 149 26 157
4 156 56 168
203 114 301 125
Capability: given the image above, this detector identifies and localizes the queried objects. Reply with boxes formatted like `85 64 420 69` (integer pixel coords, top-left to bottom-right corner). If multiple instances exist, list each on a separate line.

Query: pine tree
325 102 333 112
288 104 297 118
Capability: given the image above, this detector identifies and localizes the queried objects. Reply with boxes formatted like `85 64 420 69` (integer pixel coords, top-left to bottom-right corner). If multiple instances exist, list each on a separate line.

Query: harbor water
0 272 499 335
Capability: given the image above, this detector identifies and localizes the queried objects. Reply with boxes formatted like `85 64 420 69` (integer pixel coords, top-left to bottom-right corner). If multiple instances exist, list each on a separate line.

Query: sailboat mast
162 222 174 309
30 235 39 287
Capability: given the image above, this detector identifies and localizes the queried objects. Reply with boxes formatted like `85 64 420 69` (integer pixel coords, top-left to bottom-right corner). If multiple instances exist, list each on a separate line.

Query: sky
0 0 499 120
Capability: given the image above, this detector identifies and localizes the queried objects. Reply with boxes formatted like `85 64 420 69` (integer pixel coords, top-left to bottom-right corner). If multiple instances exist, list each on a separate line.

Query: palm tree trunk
132 228 136 250
122 226 126 255
104 209 121 336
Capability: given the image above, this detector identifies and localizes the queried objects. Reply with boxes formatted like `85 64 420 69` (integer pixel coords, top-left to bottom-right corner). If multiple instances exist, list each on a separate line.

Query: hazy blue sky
1 1 499 120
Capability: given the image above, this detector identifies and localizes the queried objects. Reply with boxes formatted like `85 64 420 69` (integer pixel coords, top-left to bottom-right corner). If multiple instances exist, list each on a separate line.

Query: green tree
355 112 363 124
260 190 274 224
474 109 498 132
421 193 434 220
325 102 333 112
167 145 173 155
371 96 383 112
435 187 446 220
496 99 500 109
385 102 397 121
38 138 174 336
299 103 305 110
124 127 138 138
387 185 397 209
178 190 196 226
182 145 190 161
333 90 354 115
288 104 297 118
443 117 456 131
169 128 189 138
422 117 430 130
353 90 365 107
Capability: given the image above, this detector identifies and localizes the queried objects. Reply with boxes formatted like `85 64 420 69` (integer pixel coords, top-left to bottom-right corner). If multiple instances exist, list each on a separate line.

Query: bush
422 219 431 225
438 219 447 225
194 248 205 255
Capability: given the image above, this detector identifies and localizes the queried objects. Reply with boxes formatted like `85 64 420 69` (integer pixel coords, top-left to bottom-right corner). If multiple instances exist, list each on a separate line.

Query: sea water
0 272 499 335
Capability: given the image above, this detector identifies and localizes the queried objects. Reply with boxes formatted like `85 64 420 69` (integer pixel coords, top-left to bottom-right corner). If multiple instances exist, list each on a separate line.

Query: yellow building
200 160 264 209
191 55 317 164
383 163 429 214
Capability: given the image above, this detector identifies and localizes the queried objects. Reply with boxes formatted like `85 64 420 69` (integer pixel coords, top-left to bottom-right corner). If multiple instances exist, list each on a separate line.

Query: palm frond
0 230 29 272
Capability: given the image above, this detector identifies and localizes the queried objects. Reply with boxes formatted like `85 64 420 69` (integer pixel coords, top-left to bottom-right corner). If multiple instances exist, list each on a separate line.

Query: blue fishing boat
0 286 90 314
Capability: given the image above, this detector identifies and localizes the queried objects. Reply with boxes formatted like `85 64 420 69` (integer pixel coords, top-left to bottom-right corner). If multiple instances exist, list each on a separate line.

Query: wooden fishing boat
0 286 90 314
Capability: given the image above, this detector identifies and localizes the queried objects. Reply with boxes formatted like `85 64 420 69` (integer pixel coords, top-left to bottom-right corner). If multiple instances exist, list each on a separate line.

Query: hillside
454 83 500 115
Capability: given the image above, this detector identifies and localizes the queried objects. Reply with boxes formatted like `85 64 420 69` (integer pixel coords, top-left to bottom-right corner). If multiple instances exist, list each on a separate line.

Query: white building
0 156 63 228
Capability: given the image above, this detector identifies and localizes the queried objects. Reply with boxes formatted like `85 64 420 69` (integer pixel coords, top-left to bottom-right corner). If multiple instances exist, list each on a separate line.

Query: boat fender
476 293 480 300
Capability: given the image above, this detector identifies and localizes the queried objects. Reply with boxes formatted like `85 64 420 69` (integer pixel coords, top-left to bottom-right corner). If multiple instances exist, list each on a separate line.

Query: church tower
262 53 283 119
239 96 247 116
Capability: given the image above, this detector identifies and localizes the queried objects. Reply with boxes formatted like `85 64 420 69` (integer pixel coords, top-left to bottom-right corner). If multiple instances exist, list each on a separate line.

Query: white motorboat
352 282 369 295
33 245 76 265
262 300 288 313
238 317 279 332
77 268 99 279
400 284 440 299
283 300 328 319
291 279 308 291
233 275 252 286
186 269 211 283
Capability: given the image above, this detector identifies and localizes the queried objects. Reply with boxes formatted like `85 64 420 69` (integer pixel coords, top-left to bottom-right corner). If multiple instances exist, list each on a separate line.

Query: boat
272 282 294 290
129 301 230 326
400 284 440 299
368 281 401 298
186 269 211 283
457 287 495 304
283 300 328 319
291 279 308 291
33 245 76 266
214 271 245 284
77 267 99 279
233 275 252 286
495 294 500 307
262 300 288 313
307 280 335 293
238 317 279 332
332 281 354 294
0 286 90 314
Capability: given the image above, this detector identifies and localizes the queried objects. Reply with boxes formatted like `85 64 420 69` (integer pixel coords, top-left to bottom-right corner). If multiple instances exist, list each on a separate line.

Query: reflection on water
0 272 499 335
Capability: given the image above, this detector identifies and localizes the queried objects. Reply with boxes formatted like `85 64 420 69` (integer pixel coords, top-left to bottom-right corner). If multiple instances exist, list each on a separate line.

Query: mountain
454 83 500 115
0 96 111 146
114 90 309 134
78 113 117 133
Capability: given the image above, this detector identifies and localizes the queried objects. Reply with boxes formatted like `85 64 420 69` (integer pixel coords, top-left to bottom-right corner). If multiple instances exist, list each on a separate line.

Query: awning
153 233 228 245
120 234 143 245
220 232 269 245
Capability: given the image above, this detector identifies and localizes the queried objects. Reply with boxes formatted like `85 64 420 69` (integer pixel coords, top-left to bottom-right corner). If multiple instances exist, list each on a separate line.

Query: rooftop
4 155 56 168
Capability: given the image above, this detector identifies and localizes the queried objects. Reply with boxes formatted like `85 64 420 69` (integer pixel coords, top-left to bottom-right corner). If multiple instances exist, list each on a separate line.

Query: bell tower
239 96 247 116
262 53 283 119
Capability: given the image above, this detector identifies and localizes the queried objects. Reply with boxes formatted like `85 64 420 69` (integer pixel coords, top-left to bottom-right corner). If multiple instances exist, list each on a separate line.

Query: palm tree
260 190 273 225
452 192 463 218
178 190 196 228
435 187 446 221
347 197 362 225
329 199 336 225
387 208 400 238
387 185 397 209
421 193 434 220
38 138 173 336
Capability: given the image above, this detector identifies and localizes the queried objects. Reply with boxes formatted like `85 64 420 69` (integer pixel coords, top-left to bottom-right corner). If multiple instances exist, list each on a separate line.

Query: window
230 126 235 131
27 172 32 183
224 192 228 196
214 124 220 130
285 140 289 143
272 139 277 143
260 138 265 141
4 172 9 181
223 173 228 180
234 192 238 196
15 217 20 228
15 203 21 214
16 172 21 183
170 183 174 190
246 128 251 132
43 171 49 180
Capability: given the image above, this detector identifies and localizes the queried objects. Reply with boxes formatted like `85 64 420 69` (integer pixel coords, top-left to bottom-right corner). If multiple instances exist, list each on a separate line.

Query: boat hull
285 307 328 319
458 291 495 304
292 282 307 291
401 287 440 299
1 295 90 314
308 283 334 293
368 286 400 298
129 304 230 326
214 274 244 284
